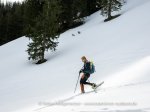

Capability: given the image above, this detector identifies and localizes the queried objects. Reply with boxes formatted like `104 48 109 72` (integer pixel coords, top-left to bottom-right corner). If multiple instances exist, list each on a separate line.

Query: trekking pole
74 73 80 93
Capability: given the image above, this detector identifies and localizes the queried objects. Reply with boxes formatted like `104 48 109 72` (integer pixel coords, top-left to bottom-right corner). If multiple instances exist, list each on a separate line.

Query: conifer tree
23 0 43 34
72 0 88 19
101 0 123 21
60 0 74 30
27 0 61 64
87 0 98 15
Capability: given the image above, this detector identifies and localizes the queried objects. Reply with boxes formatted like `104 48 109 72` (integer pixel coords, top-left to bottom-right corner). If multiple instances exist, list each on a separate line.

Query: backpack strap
90 61 93 70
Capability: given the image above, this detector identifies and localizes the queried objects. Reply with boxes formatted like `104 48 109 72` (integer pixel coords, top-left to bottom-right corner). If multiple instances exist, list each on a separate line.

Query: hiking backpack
89 61 95 74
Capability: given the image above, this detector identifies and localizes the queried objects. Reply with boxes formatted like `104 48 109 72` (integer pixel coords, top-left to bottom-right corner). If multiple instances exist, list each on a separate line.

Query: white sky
1 0 24 3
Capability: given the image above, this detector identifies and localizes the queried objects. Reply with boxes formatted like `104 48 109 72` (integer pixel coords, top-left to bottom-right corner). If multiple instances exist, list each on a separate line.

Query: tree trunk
41 47 45 61
108 0 112 19
36 47 47 64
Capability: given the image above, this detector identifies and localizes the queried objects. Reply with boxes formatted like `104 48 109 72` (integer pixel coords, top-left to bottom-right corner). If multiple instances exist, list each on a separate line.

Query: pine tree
87 0 98 15
0 2 24 45
60 0 74 30
72 0 88 19
26 0 61 64
69 0 87 28
23 0 43 34
101 0 123 22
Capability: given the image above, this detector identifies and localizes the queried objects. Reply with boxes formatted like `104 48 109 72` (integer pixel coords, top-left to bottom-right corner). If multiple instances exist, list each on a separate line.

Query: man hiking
79 56 96 93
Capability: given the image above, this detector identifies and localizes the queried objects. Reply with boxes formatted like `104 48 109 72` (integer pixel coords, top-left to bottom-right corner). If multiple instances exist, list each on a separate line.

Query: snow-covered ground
0 0 150 112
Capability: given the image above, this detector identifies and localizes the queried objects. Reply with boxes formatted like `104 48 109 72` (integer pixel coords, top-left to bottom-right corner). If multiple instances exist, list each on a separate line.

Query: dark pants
80 73 92 85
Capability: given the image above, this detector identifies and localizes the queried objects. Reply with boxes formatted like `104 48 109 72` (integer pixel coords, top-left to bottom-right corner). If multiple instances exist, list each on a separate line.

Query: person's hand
79 69 83 74
81 74 85 79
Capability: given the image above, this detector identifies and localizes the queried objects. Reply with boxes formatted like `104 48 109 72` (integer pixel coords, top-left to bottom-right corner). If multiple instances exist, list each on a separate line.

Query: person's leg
84 73 97 87
80 73 97 93
80 83 84 93
83 73 93 85
80 74 92 92
80 74 86 93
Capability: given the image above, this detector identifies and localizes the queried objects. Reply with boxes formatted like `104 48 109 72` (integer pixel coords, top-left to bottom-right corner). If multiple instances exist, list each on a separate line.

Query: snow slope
0 0 150 112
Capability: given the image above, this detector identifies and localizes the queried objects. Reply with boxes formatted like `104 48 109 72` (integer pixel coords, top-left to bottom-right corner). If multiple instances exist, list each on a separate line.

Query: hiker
79 56 96 93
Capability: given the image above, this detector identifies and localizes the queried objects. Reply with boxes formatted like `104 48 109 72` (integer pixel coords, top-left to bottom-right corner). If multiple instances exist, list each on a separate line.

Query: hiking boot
92 83 97 89
81 91 85 94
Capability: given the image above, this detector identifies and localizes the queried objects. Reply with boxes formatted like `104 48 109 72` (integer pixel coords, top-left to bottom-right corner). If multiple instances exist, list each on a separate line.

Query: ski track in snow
33 80 150 112
34 80 150 111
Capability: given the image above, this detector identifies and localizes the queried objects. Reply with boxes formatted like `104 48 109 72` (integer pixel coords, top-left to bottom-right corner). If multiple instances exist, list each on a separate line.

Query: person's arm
82 62 91 74
79 64 85 73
